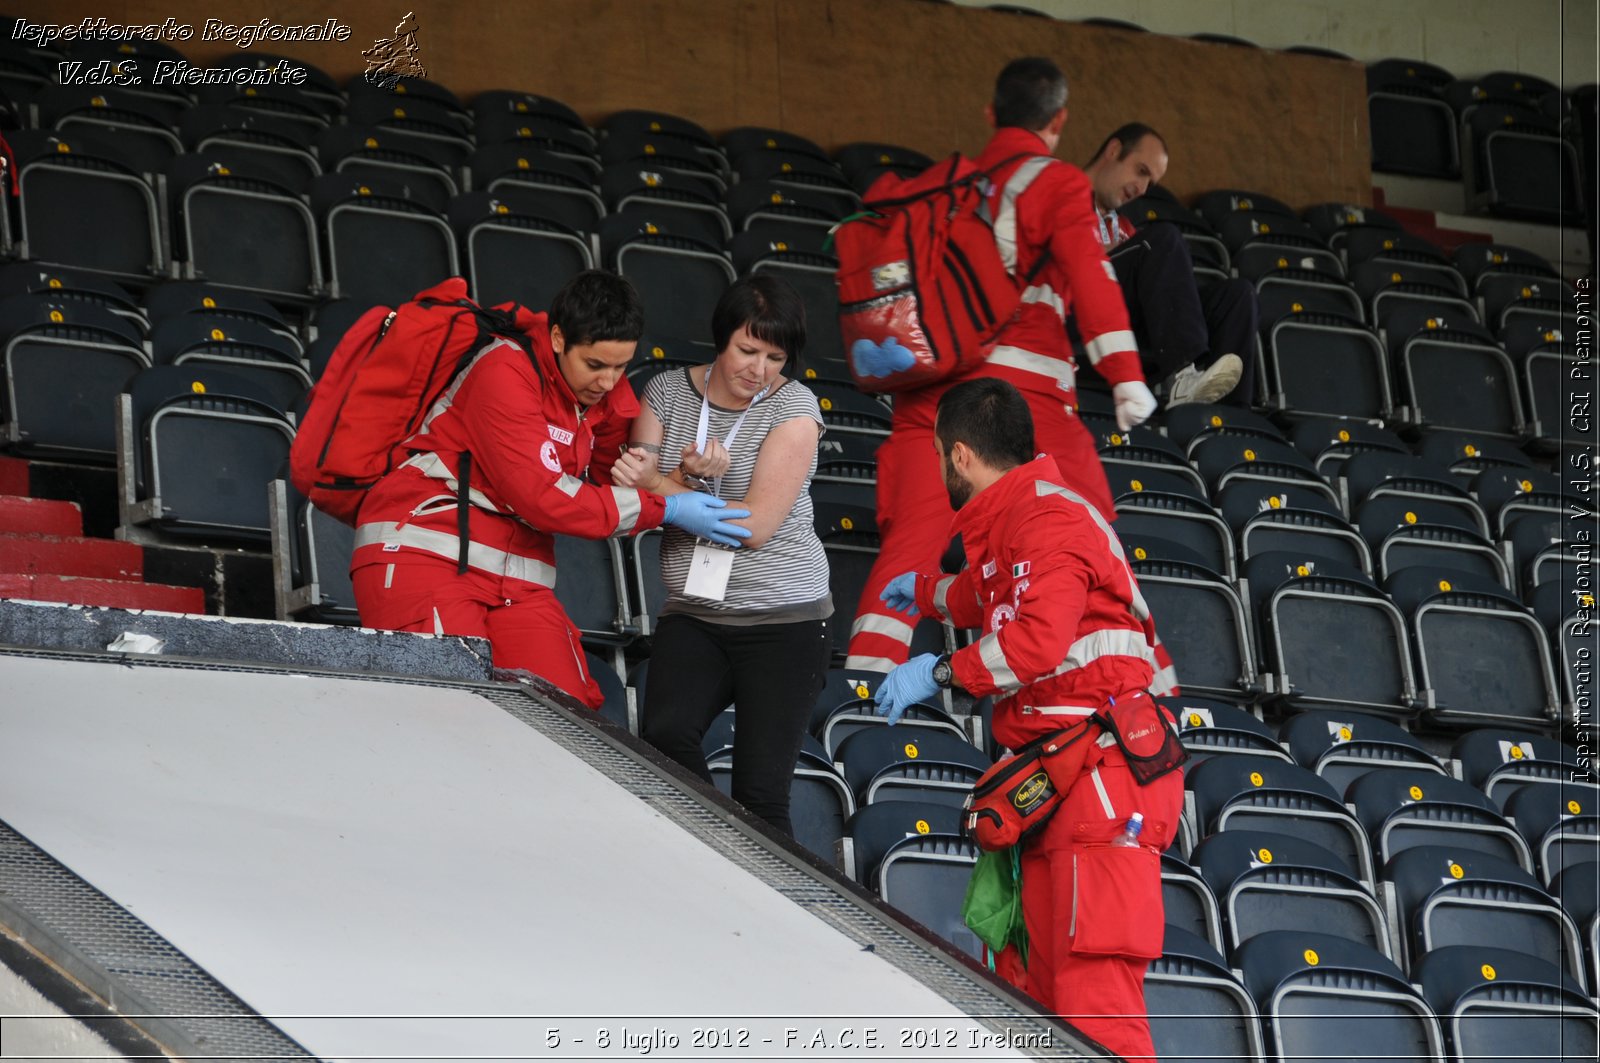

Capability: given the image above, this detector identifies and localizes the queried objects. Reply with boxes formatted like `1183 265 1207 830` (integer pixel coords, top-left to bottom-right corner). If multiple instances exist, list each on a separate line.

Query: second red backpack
833 153 1044 393
290 277 538 525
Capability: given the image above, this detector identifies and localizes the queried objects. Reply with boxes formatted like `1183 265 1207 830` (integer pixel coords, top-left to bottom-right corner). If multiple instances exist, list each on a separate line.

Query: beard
944 457 974 511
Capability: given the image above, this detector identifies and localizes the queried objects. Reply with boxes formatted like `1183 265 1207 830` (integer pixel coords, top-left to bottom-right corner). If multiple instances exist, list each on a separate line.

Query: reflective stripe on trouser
351 552 602 708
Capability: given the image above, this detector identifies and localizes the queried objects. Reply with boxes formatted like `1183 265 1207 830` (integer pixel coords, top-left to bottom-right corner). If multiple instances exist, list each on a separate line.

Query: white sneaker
1168 353 1243 406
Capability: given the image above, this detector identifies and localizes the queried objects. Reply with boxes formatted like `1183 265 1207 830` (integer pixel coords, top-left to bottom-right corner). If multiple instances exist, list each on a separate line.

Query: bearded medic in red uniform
873 378 1181 1060
352 271 754 706
846 56 1161 675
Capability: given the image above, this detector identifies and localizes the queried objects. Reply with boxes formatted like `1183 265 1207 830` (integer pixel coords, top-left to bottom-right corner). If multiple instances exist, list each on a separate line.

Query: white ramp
0 654 1075 1060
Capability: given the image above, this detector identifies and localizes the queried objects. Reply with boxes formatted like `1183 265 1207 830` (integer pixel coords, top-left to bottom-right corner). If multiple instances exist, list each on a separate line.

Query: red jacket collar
975 126 1054 169
527 313 641 421
954 454 1066 539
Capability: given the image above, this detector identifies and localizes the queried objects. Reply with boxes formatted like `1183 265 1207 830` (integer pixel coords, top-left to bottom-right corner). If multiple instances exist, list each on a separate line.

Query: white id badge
684 542 735 601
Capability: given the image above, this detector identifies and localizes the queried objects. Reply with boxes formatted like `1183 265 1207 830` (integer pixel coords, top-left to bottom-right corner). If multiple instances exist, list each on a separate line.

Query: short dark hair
548 269 644 346
1088 122 1168 167
711 273 808 374
992 57 1068 131
936 378 1034 469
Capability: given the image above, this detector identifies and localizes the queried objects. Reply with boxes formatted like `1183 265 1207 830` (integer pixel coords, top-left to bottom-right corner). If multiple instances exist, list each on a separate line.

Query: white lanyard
693 365 767 498
1095 207 1115 249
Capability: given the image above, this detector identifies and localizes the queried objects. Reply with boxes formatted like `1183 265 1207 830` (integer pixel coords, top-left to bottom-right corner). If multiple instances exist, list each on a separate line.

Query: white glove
1112 380 1157 431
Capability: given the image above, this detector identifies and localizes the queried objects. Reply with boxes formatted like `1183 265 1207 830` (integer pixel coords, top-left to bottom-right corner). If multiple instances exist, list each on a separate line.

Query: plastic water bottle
1110 812 1145 848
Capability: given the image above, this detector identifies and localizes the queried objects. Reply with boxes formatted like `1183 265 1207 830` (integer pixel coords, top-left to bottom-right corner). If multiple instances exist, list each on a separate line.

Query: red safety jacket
351 318 666 586
914 455 1178 750
970 127 1143 402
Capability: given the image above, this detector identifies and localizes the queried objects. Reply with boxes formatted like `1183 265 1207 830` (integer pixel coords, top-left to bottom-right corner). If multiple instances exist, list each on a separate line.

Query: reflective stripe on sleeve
402 452 504 513
610 486 642 535
1083 330 1138 364
991 157 1057 273
932 576 956 620
977 631 1024 694
851 612 917 644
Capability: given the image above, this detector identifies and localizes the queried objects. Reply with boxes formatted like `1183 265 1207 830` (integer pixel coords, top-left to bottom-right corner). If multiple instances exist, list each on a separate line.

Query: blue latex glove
874 653 940 725
879 571 920 617
850 336 917 379
663 493 753 548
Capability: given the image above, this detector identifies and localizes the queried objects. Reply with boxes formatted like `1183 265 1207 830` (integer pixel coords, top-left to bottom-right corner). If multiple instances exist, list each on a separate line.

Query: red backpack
833 153 1048 393
290 277 538 525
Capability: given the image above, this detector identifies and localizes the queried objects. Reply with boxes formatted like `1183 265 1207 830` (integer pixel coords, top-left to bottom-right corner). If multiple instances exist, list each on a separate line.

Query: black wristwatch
931 653 953 689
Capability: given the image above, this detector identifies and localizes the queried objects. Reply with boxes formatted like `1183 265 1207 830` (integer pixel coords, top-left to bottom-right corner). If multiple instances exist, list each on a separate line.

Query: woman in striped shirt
611 275 831 836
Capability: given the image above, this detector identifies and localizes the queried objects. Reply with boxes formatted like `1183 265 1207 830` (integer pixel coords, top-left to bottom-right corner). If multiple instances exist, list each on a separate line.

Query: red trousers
846 390 1115 671
352 555 603 708
996 729 1184 1061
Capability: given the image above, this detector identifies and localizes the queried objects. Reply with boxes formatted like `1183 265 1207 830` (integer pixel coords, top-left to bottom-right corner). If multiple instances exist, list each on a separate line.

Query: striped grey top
643 368 832 624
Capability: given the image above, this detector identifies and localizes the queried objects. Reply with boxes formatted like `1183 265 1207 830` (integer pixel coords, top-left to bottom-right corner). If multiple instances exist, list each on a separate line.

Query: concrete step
0 533 142 580
0 495 83 537
0 456 26 496
0 574 204 613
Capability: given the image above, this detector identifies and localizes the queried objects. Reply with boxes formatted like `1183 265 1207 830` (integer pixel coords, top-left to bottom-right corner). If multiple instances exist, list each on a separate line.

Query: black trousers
1107 221 1259 405
641 613 830 837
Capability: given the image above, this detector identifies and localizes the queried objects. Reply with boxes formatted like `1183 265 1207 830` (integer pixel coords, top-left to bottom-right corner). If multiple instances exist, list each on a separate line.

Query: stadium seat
1341 452 1491 540
1477 272 1576 334
117 365 295 544
1304 203 1405 253
1386 567 1560 730
0 294 149 460
839 800 980 957
0 264 144 327
1469 466 1566 538
1383 845 1586 988
448 189 593 311
1528 581 1592 717
192 82 334 135
1463 102 1587 225
812 433 879 487
1504 781 1600 885
600 214 735 345
1552 861 1600 992
35 83 185 177
1355 495 1509 587
706 730 856 863
474 90 587 139
316 124 461 209
1452 242 1560 293
834 727 991 808
1415 432 1534 487
468 145 604 232
180 104 321 192
166 152 321 302
1217 479 1370 574
1162 402 1286 458
726 181 843 241
1191 828 1389 957
1146 926 1266 1063
1347 766 1533 872
268 477 358 626
1501 320 1581 446
601 165 731 247
1235 929 1446 1062
552 534 633 646
1368 59 1460 178
1192 435 1337 507
1345 229 1465 294
1415 945 1598 1063
1503 511 1599 597
1260 308 1392 421
833 142 933 194
1167 696 1292 771
815 699 966 760
210 51 344 116
1161 848 1225 948
1107 466 1233 580
807 383 892 438
1187 752 1375 886
1454 727 1586 809
728 230 846 377
1094 425 1207 495
1243 551 1418 718
311 172 458 307
733 151 858 214
143 281 299 352
1279 709 1446 792
12 128 165 280
150 313 311 413
1254 263 1364 320
1389 319 1525 439
1119 195 1231 272
1130 554 1258 699
341 93 472 171
1288 417 1409 481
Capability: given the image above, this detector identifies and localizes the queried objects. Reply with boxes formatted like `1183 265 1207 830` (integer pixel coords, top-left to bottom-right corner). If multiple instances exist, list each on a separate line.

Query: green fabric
962 846 1029 967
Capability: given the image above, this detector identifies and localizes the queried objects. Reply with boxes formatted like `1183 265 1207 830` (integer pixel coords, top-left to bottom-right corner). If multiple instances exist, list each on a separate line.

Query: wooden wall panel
12 0 1370 204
